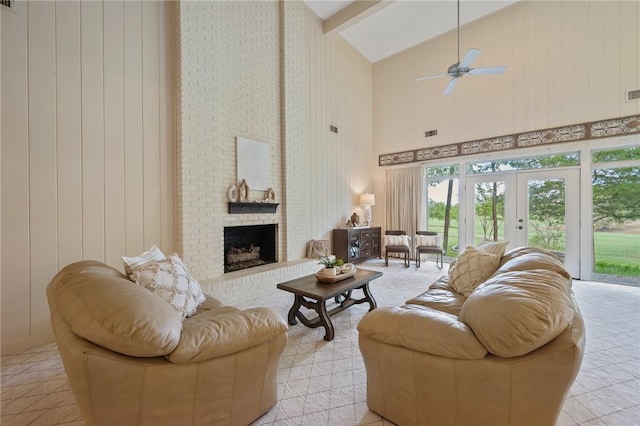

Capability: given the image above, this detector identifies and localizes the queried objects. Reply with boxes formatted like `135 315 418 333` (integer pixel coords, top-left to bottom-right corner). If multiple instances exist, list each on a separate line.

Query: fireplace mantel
228 202 280 214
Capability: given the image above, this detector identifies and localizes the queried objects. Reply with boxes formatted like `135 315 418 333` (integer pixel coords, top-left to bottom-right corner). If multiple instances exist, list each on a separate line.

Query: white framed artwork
237 137 270 191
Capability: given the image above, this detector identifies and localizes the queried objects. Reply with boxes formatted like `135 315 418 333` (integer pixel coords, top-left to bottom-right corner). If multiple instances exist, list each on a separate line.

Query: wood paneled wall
0 2 375 355
1 0 175 354
304 10 374 241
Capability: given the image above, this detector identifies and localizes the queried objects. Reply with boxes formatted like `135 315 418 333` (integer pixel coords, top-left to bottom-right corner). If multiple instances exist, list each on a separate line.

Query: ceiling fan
416 0 506 95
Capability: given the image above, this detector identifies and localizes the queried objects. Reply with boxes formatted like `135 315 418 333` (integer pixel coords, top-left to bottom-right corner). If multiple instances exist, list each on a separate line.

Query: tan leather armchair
47 261 288 426
358 247 585 426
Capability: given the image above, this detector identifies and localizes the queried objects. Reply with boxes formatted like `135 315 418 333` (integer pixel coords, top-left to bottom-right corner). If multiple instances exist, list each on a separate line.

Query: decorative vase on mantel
227 184 238 202
238 179 249 202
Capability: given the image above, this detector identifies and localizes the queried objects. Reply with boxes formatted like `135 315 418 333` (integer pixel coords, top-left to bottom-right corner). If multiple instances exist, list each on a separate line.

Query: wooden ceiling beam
323 0 395 35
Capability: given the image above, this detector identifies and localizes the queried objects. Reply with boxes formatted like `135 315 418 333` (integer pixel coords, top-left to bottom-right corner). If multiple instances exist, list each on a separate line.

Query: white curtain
385 166 425 256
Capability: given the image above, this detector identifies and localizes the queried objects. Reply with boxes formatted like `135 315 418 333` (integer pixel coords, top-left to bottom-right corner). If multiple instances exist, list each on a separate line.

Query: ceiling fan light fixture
416 1 506 95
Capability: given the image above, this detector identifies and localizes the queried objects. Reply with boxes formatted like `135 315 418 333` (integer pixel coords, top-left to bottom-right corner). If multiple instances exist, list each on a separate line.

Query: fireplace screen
224 224 277 273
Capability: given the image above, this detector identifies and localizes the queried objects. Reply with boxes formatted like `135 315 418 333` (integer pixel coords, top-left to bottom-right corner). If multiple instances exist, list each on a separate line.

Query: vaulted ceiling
304 0 519 63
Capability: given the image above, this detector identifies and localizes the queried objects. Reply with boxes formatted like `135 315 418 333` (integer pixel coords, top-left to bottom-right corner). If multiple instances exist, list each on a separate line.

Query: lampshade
360 193 376 206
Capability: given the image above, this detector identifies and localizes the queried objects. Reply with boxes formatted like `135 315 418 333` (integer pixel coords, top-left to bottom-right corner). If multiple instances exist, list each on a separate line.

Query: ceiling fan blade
416 72 450 81
468 66 507 76
443 77 460 95
459 48 482 68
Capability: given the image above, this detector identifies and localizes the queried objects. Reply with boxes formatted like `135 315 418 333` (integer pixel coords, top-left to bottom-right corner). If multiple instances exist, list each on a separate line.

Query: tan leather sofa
358 247 585 426
47 261 288 426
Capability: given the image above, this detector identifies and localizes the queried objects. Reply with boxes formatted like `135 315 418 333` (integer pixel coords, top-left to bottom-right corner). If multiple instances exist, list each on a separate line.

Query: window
592 146 640 164
467 153 580 174
591 165 640 282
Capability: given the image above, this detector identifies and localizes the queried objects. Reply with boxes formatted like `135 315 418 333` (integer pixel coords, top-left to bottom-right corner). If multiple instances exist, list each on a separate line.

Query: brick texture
175 1 309 282
280 0 310 261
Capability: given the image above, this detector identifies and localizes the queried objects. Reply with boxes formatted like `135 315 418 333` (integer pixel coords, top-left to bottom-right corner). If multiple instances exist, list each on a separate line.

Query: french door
465 169 580 277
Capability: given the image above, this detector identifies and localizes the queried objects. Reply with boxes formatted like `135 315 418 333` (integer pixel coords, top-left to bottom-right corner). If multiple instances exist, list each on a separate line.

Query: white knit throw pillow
123 245 167 277
476 240 510 258
130 253 206 319
449 246 501 297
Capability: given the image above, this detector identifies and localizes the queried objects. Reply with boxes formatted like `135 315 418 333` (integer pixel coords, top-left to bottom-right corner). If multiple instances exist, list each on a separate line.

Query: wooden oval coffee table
277 268 382 341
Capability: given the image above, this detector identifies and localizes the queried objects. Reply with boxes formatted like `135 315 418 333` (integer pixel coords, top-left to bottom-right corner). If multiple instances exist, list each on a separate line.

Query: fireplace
224 224 277 273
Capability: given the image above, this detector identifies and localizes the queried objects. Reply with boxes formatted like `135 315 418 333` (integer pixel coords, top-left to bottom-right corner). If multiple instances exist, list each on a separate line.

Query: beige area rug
246 257 447 425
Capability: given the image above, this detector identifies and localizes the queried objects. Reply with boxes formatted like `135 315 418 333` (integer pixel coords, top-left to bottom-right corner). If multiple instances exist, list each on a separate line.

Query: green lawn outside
426 219 640 277
593 232 640 276
425 220 459 257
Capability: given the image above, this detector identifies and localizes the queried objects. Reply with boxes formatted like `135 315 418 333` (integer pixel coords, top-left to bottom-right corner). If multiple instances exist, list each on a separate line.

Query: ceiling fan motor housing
447 62 468 78
415 0 505 94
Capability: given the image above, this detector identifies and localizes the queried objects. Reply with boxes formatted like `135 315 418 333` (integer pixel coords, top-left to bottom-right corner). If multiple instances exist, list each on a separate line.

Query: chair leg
404 253 409 267
416 252 420 268
385 252 389 266
437 253 443 269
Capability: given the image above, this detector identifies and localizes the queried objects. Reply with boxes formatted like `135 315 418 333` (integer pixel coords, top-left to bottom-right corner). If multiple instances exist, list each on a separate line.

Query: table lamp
360 193 376 226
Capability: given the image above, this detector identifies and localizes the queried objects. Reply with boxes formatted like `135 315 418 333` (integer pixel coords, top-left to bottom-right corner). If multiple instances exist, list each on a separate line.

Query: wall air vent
424 130 438 137
1 0 13 10
627 89 640 102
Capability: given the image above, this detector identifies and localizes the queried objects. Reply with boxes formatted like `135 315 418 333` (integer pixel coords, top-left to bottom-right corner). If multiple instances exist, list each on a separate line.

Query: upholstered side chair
384 230 411 267
415 231 445 269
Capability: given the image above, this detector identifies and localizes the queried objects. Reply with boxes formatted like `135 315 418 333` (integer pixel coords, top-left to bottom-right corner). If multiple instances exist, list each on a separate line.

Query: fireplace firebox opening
224 224 277 273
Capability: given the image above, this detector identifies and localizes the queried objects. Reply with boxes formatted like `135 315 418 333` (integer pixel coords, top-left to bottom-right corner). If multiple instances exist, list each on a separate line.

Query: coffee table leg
288 296 335 341
334 290 352 305
287 295 303 325
316 300 335 342
362 283 377 311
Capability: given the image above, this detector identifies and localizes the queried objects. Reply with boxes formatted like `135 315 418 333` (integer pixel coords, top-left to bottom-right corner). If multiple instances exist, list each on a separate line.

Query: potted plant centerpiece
318 255 344 278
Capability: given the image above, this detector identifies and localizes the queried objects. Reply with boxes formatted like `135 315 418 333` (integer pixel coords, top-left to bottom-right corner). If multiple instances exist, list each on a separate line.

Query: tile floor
1 259 639 425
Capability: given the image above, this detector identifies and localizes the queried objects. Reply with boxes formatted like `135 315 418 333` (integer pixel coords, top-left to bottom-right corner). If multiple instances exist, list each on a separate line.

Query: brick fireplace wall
175 0 309 280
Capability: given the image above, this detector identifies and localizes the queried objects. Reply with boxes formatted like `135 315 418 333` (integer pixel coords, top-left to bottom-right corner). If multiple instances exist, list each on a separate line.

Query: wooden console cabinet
332 227 381 263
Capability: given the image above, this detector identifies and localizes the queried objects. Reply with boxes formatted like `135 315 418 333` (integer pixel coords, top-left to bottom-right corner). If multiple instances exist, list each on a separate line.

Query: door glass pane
527 178 567 259
473 181 505 244
426 179 459 257
592 166 640 285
